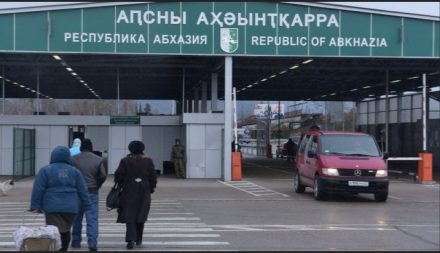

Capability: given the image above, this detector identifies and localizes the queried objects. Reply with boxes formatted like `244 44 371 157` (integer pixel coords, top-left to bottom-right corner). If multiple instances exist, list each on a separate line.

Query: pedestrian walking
114 140 157 249
284 138 297 162
171 138 186 178
70 138 81 157
70 139 107 251
30 146 91 252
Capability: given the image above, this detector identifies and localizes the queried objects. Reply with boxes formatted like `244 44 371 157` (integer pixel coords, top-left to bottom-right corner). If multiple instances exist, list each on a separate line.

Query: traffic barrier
418 153 433 182
232 152 242 181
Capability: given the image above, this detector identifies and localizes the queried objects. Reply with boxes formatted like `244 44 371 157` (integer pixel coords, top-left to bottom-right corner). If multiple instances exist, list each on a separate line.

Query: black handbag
106 183 121 211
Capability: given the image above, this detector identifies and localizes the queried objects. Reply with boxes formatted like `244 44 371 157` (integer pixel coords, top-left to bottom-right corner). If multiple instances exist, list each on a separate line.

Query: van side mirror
383 152 389 160
307 150 316 158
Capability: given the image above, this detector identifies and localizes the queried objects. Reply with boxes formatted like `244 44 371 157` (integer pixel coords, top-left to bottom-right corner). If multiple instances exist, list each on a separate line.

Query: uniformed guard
171 139 186 179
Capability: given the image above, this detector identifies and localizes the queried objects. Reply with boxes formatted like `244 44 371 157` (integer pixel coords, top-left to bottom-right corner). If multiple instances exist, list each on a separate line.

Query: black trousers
125 222 145 242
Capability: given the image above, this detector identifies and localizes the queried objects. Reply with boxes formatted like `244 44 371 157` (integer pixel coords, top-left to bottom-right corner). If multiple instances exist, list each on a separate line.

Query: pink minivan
294 126 389 201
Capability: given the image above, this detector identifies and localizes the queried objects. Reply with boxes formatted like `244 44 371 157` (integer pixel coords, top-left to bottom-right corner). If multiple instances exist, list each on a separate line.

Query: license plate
348 181 369 187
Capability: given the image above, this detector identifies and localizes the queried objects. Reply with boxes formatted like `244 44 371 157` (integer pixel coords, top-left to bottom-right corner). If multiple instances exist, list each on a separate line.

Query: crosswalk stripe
0 241 229 246
0 199 230 250
0 233 221 238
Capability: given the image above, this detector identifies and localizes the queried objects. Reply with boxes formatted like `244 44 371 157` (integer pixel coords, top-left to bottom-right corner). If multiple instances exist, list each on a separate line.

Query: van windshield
320 135 381 157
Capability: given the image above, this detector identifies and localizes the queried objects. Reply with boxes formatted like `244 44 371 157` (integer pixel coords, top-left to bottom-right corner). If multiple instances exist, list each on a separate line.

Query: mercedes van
294 126 389 201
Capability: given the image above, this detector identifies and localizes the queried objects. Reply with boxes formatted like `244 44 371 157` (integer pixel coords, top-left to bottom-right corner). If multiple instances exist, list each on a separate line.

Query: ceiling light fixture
289 65 299 70
72 72 77 76
363 86 371 89
407 76 419 80
66 67 73 72
261 78 267 82
279 70 287 75
247 85 253 88
330 93 336 96
53 55 61 60
390 79 401 83
269 75 277 78
302 59 313 64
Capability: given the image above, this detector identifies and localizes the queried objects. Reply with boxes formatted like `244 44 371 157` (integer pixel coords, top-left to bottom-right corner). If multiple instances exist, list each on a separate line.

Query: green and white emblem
220 28 238 53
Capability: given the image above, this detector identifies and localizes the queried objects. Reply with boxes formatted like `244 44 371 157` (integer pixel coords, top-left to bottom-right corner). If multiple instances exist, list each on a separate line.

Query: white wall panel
205 150 221 178
187 149 205 178
35 149 51 173
1 126 13 149
49 126 68 149
110 127 125 149
86 126 109 152
205 125 222 150
188 125 205 150
125 126 141 144
35 126 50 149
1 149 13 175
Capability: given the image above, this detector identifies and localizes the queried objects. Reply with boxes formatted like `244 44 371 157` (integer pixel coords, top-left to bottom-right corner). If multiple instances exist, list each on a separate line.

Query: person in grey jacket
70 139 107 251
30 146 91 251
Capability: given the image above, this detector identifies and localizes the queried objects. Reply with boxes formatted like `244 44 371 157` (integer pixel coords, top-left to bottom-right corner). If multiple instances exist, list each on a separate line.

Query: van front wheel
313 176 326 200
294 172 305 193
374 191 388 202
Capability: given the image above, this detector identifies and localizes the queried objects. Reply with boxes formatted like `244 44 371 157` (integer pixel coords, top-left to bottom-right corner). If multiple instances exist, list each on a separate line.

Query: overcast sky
0 2 439 17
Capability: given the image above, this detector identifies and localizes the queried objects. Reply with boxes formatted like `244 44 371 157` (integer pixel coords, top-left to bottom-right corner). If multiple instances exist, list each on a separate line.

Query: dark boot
60 232 71 251
126 241 134 249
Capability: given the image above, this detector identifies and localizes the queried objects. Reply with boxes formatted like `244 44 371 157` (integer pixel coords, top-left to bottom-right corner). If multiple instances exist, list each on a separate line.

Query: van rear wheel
374 191 388 202
294 172 305 193
313 176 326 200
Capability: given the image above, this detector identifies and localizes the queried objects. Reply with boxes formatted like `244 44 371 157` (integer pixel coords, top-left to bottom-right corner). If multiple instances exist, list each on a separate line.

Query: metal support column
182 68 185 113
2 65 4 115
224 56 233 182
385 70 389 154
422 73 427 151
211 73 218 111
36 67 40 115
201 81 207 113
117 68 120 115
193 87 199 113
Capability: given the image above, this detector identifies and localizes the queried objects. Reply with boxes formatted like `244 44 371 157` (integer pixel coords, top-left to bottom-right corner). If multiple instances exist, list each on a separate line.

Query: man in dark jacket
115 140 157 249
30 146 91 251
70 139 107 251
284 138 297 162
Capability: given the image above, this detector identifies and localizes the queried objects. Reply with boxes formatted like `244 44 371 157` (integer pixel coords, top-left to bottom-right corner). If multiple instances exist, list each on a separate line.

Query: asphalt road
0 156 439 251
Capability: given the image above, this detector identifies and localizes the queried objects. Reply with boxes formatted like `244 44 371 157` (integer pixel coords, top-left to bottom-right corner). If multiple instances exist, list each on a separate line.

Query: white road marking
0 233 221 238
0 241 230 246
388 195 402 200
219 180 289 197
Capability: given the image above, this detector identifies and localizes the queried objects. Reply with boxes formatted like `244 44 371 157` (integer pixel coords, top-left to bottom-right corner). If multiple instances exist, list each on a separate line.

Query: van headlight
322 168 339 176
376 170 388 177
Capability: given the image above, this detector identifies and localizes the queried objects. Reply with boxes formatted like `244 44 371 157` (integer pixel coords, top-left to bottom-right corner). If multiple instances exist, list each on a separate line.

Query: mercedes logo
354 169 362 176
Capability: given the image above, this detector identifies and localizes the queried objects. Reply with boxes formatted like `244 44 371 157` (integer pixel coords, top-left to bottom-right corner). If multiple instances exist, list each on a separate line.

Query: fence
13 128 36 181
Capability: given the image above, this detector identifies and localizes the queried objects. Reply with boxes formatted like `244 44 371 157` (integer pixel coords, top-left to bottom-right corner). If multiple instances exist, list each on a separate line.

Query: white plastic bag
13 225 61 251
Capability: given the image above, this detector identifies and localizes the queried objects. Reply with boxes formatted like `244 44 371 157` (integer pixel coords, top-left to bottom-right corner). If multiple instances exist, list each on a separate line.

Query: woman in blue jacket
30 146 91 251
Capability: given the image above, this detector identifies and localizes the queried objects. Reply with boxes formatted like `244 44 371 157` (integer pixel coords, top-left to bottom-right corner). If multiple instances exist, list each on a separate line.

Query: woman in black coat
114 140 157 249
